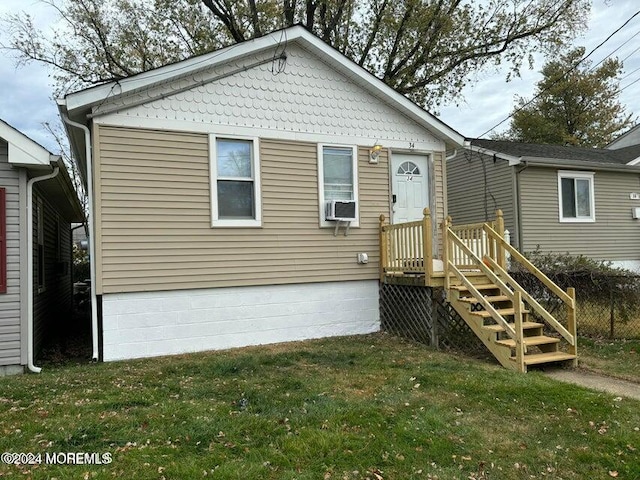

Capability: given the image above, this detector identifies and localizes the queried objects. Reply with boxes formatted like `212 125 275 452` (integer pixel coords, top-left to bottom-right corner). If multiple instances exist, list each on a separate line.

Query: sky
0 0 639 152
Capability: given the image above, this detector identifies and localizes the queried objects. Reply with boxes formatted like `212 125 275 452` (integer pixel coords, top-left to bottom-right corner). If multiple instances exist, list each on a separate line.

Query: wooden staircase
447 274 577 372
442 213 578 373
378 209 578 373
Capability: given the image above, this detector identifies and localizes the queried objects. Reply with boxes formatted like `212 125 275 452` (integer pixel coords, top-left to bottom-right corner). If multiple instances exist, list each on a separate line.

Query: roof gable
61 25 464 148
0 119 52 167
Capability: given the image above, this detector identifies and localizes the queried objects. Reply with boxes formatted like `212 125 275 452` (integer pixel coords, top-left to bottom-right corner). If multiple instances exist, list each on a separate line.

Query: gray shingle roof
471 139 640 165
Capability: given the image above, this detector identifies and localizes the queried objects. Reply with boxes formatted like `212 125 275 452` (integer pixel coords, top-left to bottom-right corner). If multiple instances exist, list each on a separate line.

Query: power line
478 8 640 137
588 28 640 71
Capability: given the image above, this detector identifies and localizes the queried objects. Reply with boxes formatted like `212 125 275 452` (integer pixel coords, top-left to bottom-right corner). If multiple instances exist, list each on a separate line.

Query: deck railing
379 208 433 281
447 211 506 270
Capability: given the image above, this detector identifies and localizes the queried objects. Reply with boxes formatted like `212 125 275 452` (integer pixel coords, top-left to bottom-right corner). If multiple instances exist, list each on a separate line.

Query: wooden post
567 287 578 367
379 214 387 283
495 209 506 270
423 208 433 285
442 216 451 291
514 290 526 373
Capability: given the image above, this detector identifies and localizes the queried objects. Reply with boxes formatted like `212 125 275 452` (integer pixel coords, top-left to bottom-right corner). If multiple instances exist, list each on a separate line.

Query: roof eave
466 144 522 165
520 156 640 172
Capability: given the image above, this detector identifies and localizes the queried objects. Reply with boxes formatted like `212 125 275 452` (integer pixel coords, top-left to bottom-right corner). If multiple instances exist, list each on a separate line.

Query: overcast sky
0 0 638 152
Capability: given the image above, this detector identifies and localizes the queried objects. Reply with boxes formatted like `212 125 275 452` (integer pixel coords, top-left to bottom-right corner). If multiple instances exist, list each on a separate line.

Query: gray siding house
448 139 640 271
0 120 84 375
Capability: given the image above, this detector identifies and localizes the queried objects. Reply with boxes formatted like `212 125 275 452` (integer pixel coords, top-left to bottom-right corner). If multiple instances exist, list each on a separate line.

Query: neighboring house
448 139 640 271
58 26 465 362
0 120 84 375
607 123 640 150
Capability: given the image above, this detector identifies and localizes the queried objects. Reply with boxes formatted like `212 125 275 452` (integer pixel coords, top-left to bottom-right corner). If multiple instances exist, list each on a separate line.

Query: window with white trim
210 136 261 227
318 144 359 227
558 171 595 222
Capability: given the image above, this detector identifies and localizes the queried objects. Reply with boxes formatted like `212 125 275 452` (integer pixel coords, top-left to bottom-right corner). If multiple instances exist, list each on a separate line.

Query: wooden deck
380 209 577 373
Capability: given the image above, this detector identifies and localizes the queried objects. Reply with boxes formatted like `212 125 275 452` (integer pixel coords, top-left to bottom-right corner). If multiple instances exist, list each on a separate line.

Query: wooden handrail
483 224 575 307
447 229 517 339
448 261 516 339
447 229 515 302
483 255 575 346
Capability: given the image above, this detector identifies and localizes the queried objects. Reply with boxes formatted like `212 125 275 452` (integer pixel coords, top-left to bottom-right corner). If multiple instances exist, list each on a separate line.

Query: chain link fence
510 271 640 340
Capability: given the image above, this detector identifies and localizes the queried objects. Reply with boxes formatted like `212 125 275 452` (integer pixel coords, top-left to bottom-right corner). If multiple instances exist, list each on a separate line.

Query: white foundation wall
101 280 380 361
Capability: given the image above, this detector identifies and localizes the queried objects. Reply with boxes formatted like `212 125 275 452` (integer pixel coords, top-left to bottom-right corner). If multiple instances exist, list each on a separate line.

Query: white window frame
557 170 596 223
209 134 262 228
317 143 359 228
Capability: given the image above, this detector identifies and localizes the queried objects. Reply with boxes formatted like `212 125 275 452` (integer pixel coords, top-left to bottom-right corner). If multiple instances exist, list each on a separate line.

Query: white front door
391 153 430 223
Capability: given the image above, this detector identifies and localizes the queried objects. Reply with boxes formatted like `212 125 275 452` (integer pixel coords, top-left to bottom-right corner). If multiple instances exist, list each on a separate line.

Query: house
607 123 640 150
447 139 640 271
58 25 467 362
0 120 84 376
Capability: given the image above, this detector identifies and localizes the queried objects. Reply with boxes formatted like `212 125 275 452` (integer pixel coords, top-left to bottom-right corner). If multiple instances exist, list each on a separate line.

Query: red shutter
0 188 6 293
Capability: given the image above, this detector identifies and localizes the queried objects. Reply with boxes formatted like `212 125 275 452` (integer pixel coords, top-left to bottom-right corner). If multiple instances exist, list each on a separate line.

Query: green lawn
0 334 638 480
578 337 640 383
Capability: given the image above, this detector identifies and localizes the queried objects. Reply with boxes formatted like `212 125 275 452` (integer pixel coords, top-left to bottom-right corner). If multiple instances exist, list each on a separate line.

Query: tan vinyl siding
447 152 516 245
519 166 640 260
0 141 21 366
96 125 391 294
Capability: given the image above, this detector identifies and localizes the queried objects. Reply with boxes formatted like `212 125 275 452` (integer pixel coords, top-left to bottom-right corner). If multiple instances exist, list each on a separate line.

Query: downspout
60 114 99 362
27 166 60 373
514 162 528 250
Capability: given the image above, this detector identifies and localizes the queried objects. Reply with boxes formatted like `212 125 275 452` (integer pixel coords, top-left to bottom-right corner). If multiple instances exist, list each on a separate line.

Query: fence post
442 216 451 292
423 208 433 286
495 209 506 270
609 280 615 339
514 290 525 373
567 287 578 367
379 214 387 283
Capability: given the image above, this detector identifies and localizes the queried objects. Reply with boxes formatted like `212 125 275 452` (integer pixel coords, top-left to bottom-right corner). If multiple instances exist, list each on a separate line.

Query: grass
0 333 638 480
578 337 640 383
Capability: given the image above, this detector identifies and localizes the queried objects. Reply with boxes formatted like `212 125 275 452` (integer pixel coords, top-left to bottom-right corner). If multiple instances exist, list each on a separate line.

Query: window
397 161 420 175
558 171 595 222
209 136 261 227
318 144 359 226
35 196 45 292
0 188 6 294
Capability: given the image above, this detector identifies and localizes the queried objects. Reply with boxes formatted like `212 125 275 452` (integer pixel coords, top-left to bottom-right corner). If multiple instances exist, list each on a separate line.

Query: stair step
482 321 544 332
511 352 577 366
472 308 530 318
495 335 561 348
451 283 499 292
459 295 510 303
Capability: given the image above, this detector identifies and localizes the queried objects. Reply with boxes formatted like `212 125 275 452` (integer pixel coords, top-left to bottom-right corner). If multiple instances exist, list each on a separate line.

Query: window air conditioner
325 200 357 221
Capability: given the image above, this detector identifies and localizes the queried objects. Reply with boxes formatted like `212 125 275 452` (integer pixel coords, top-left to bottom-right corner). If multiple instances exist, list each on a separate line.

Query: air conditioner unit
326 200 357 221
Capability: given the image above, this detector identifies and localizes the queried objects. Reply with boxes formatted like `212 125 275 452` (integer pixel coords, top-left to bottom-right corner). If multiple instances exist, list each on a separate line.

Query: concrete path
545 369 640 401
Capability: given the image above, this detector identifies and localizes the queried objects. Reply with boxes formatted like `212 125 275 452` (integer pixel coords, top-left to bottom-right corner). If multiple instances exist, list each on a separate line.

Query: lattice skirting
379 283 487 356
